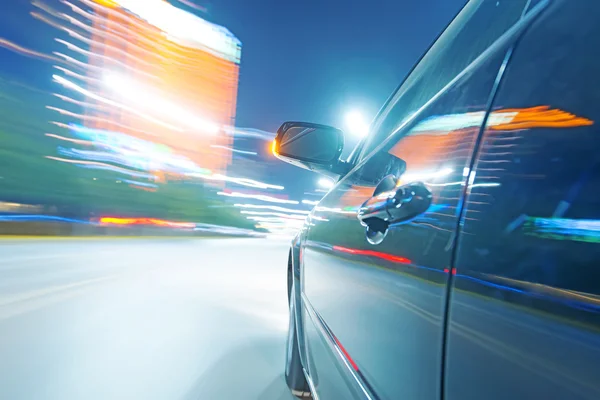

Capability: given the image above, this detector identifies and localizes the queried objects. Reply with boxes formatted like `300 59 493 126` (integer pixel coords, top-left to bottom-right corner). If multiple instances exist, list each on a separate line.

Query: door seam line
438 44 516 400
438 1 553 396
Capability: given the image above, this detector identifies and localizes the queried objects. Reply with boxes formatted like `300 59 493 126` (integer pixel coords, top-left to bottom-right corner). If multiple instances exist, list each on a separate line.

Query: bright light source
96 0 241 63
52 74 181 131
103 72 219 134
318 178 335 189
217 191 299 204
344 110 370 138
92 0 119 7
400 167 454 184
233 204 310 214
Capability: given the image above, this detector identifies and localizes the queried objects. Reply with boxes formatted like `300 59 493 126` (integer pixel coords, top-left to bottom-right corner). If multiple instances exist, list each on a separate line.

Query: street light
344 110 370 138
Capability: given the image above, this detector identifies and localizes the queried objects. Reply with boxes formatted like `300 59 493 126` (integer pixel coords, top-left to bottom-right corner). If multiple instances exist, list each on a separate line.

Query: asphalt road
0 238 296 400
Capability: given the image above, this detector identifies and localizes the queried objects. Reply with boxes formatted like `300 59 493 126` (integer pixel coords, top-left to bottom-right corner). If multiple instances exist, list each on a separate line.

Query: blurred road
0 238 295 400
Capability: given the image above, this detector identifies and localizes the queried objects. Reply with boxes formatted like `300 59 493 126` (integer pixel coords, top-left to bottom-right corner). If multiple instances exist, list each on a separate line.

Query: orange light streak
490 105 594 130
99 217 195 229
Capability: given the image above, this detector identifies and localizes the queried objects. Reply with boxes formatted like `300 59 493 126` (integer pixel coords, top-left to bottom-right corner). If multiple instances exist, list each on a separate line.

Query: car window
448 1 600 398
458 0 600 302
360 0 531 159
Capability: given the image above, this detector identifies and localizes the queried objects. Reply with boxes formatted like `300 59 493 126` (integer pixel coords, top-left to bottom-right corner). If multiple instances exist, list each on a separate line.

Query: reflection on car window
361 0 529 158
458 1 600 296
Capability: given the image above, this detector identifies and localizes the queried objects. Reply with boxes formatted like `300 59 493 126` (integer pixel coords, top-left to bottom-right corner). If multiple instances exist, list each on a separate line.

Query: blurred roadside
0 1 315 240
0 205 266 238
0 220 266 238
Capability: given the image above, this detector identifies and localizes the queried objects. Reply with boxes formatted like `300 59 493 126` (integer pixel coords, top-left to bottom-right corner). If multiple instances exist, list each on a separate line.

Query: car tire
285 262 311 398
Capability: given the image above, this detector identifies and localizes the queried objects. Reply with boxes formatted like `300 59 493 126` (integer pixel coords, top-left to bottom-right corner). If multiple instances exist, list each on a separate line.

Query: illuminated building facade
46 0 241 187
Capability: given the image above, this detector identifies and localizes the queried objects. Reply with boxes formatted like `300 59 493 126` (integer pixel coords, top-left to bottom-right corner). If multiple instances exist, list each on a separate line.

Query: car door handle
357 176 432 244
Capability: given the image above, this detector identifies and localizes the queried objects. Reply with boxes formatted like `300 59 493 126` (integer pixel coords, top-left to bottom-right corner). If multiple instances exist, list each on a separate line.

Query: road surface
0 238 296 400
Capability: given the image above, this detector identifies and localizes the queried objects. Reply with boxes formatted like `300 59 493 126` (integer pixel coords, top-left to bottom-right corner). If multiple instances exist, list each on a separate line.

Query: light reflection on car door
446 1 600 399
299 43 519 400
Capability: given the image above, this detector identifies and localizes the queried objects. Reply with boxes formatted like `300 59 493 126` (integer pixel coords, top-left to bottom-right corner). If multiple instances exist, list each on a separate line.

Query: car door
445 1 600 399
299 1 544 398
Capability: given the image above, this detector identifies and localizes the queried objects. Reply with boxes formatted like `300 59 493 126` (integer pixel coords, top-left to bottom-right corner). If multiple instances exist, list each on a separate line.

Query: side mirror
273 121 347 177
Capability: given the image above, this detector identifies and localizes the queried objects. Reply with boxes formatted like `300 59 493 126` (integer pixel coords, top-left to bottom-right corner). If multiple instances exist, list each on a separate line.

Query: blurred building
49 0 241 186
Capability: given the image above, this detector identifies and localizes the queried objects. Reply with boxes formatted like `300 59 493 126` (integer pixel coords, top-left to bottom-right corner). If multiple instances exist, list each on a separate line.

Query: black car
274 0 600 398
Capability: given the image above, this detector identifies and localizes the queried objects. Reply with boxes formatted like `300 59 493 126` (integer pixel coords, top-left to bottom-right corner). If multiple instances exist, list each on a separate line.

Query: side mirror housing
272 121 349 177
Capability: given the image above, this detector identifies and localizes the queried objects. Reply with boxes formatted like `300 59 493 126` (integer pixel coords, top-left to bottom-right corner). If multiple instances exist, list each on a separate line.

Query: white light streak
233 204 310 214
410 111 518 135
218 192 299 204
103 72 219 134
317 178 335 189
188 173 283 190
210 145 257 156
246 216 304 225
52 74 181 131
302 199 320 206
401 167 453 184
102 0 241 63
241 211 307 220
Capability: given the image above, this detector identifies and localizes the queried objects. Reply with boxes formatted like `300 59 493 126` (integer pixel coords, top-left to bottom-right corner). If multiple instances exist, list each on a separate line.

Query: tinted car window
447 1 600 399
360 0 530 158
459 1 600 302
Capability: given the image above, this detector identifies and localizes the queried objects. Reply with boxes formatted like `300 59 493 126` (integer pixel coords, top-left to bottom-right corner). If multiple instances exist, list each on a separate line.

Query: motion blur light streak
99 216 195 229
121 179 158 188
34 0 244 188
400 167 453 184
333 336 360 372
233 204 311 214
314 206 356 215
333 246 412 264
102 72 220 134
45 133 94 146
245 216 304 224
0 38 64 64
52 74 182 131
317 178 335 189
0 0 281 237
523 217 600 243
0 215 89 224
409 106 593 136
188 173 283 190
302 199 320 206
52 65 95 86
45 156 154 179
218 192 299 205
210 145 257 156
490 105 594 130
226 127 276 140
411 111 515 134
426 180 501 188
91 0 242 62
241 211 306 220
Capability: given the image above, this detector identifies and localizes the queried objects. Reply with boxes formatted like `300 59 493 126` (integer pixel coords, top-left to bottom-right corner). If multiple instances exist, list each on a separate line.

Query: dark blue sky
206 0 466 132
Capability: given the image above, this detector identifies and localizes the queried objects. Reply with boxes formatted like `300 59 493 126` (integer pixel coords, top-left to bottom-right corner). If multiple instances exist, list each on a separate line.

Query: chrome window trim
301 292 377 400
